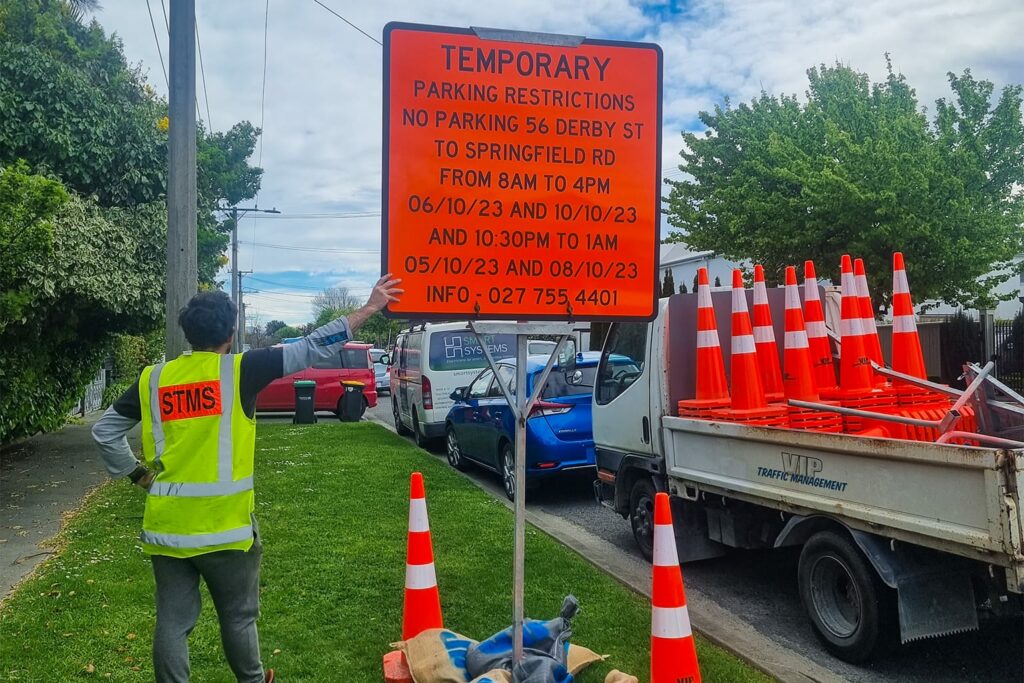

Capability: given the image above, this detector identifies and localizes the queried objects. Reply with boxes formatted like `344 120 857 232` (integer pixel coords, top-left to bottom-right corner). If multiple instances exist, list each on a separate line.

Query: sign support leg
512 333 528 667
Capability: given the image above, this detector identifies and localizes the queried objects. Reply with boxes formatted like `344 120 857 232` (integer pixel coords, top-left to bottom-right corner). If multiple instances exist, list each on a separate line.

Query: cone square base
383 650 413 683
678 397 732 417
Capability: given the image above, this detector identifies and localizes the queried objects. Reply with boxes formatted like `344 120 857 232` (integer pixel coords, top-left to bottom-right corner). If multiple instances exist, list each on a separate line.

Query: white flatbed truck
591 293 1024 662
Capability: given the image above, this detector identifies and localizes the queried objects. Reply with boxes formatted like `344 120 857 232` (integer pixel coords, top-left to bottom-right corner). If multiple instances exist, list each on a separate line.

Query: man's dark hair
178 291 237 350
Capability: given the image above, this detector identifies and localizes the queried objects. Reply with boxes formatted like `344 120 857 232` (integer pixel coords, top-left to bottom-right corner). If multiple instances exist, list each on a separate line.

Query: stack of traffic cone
711 270 789 427
678 267 731 418
803 261 838 393
752 265 785 403
889 253 977 440
651 492 701 683
781 266 843 433
821 256 901 437
384 472 445 683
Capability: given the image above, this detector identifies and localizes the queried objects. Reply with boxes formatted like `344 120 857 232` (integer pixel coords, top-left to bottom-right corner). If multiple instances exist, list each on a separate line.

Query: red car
255 342 378 416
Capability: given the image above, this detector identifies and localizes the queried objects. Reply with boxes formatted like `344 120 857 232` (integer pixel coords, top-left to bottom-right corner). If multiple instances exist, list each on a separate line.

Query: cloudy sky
89 0 1023 325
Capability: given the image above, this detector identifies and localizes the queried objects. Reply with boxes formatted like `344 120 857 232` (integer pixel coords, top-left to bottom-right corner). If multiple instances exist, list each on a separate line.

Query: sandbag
604 670 639 683
392 628 477 683
567 644 606 675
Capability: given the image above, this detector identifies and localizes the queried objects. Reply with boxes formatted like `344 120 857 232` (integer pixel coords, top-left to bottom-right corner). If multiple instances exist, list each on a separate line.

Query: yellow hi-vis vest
139 351 256 557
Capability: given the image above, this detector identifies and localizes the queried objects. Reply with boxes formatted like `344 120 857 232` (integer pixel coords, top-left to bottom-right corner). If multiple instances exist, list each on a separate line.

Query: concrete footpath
0 413 139 599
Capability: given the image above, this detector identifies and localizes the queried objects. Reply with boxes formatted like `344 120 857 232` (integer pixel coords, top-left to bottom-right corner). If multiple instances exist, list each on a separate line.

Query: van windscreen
429 332 516 372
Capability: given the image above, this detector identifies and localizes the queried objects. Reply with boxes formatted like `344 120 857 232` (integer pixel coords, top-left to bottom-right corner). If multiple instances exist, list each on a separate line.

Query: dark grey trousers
151 533 264 683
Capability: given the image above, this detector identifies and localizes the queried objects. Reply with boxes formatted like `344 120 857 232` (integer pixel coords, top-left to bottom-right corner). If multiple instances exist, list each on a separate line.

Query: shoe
265 670 275 683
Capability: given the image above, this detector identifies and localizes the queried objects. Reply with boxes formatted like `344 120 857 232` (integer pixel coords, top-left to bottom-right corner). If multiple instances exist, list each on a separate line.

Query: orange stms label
382 23 662 321
158 381 221 422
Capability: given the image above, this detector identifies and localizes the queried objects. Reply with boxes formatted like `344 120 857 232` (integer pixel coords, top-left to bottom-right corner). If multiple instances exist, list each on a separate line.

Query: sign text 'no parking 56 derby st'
382 23 662 321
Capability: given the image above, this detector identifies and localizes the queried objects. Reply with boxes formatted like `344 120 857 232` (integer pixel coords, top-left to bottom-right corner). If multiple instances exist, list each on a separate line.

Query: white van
390 323 558 445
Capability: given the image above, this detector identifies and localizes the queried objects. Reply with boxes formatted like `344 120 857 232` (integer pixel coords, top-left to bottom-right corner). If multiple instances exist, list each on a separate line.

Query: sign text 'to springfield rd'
382 23 662 321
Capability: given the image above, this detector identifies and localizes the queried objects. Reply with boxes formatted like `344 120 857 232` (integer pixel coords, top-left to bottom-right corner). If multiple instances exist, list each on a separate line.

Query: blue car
444 351 608 500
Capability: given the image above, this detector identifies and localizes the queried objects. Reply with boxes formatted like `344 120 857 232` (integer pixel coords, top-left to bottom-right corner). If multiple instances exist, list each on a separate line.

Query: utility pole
218 205 280 352
166 0 197 359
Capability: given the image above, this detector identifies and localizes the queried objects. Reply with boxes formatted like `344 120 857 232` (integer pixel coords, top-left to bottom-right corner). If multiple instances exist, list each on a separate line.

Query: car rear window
540 366 599 398
312 348 370 370
428 332 516 372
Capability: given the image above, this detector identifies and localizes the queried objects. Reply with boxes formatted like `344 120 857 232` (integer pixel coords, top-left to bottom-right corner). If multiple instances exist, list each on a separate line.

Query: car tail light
528 401 572 418
422 375 433 410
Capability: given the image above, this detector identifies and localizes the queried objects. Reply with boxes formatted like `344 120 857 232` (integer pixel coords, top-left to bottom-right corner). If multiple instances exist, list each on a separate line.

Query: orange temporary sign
382 22 662 321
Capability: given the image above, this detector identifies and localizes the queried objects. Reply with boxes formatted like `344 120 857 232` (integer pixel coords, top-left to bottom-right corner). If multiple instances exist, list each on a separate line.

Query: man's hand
348 274 404 333
128 463 155 491
365 274 403 313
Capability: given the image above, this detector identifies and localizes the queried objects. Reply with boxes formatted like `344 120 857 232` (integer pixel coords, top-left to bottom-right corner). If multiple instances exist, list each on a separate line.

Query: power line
252 0 271 271
251 211 381 219
241 240 379 253
144 0 168 88
195 16 213 129
311 0 382 46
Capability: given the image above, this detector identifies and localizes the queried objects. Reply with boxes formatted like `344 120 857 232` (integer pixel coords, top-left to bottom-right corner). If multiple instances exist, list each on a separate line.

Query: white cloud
92 0 1023 323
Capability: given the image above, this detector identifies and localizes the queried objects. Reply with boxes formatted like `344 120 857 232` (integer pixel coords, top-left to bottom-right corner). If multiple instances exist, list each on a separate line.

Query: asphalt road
364 395 1024 683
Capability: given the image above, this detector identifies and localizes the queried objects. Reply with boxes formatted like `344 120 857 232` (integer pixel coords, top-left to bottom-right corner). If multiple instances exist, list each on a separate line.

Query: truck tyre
412 412 429 448
798 530 896 663
629 477 657 562
393 398 411 436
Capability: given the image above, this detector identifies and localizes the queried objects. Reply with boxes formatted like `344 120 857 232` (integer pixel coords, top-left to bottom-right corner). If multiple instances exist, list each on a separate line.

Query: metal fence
993 317 1023 393
69 368 106 417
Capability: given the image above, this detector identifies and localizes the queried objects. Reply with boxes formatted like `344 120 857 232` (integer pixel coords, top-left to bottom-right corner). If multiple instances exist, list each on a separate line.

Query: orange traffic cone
853 258 885 372
891 252 926 380
402 472 443 640
803 261 838 392
678 267 730 418
782 266 843 433
752 265 785 403
712 270 788 426
835 255 875 395
651 492 701 683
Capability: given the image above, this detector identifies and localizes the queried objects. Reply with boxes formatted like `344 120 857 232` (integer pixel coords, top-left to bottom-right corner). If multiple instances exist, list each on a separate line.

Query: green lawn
0 423 770 682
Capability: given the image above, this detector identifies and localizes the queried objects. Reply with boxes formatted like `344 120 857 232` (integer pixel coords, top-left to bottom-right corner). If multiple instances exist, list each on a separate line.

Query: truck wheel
798 530 896 663
629 477 657 562
412 412 429 448
393 399 411 435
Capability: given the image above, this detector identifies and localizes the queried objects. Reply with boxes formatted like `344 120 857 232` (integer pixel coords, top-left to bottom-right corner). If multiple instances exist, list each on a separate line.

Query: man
92 274 402 683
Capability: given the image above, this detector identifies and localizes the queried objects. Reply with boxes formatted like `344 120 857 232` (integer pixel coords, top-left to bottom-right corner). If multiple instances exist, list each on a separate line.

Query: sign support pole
469 322 574 674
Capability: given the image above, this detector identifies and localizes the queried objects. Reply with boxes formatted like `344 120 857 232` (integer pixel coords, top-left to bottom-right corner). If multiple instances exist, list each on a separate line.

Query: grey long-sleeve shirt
92 316 352 478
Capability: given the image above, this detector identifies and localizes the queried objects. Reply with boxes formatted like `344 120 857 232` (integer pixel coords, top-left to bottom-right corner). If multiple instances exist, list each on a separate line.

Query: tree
660 269 676 297
274 325 303 341
264 320 286 336
714 276 722 288
665 60 1024 311
311 287 361 318
678 282 688 294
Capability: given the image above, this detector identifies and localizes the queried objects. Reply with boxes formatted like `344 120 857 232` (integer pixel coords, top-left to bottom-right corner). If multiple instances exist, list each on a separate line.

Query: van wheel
629 477 657 562
412 412 429 448
445 426 467 471
393 398 411 435
798 530 896 663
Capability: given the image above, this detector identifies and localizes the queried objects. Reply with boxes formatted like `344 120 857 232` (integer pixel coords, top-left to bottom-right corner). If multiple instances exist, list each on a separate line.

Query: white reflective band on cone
785 286 801 310
405 562 438 590
753 326 775 343
804 280 821 301
696 330 720 349
785 331 809 349
806 321 828 338
894 273 910 294
652 523 677 567
651 605 693 639
408 498 430 532
732 334 756 355
840 318 863 337
731 288 748 312
696 285 712 308
753 284 769 306
893 315 918 333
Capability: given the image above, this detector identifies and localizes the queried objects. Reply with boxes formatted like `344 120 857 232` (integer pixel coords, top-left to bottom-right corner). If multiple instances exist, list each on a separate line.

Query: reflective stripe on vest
148 363 167 465
140 525 253 549
148 476 254 498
